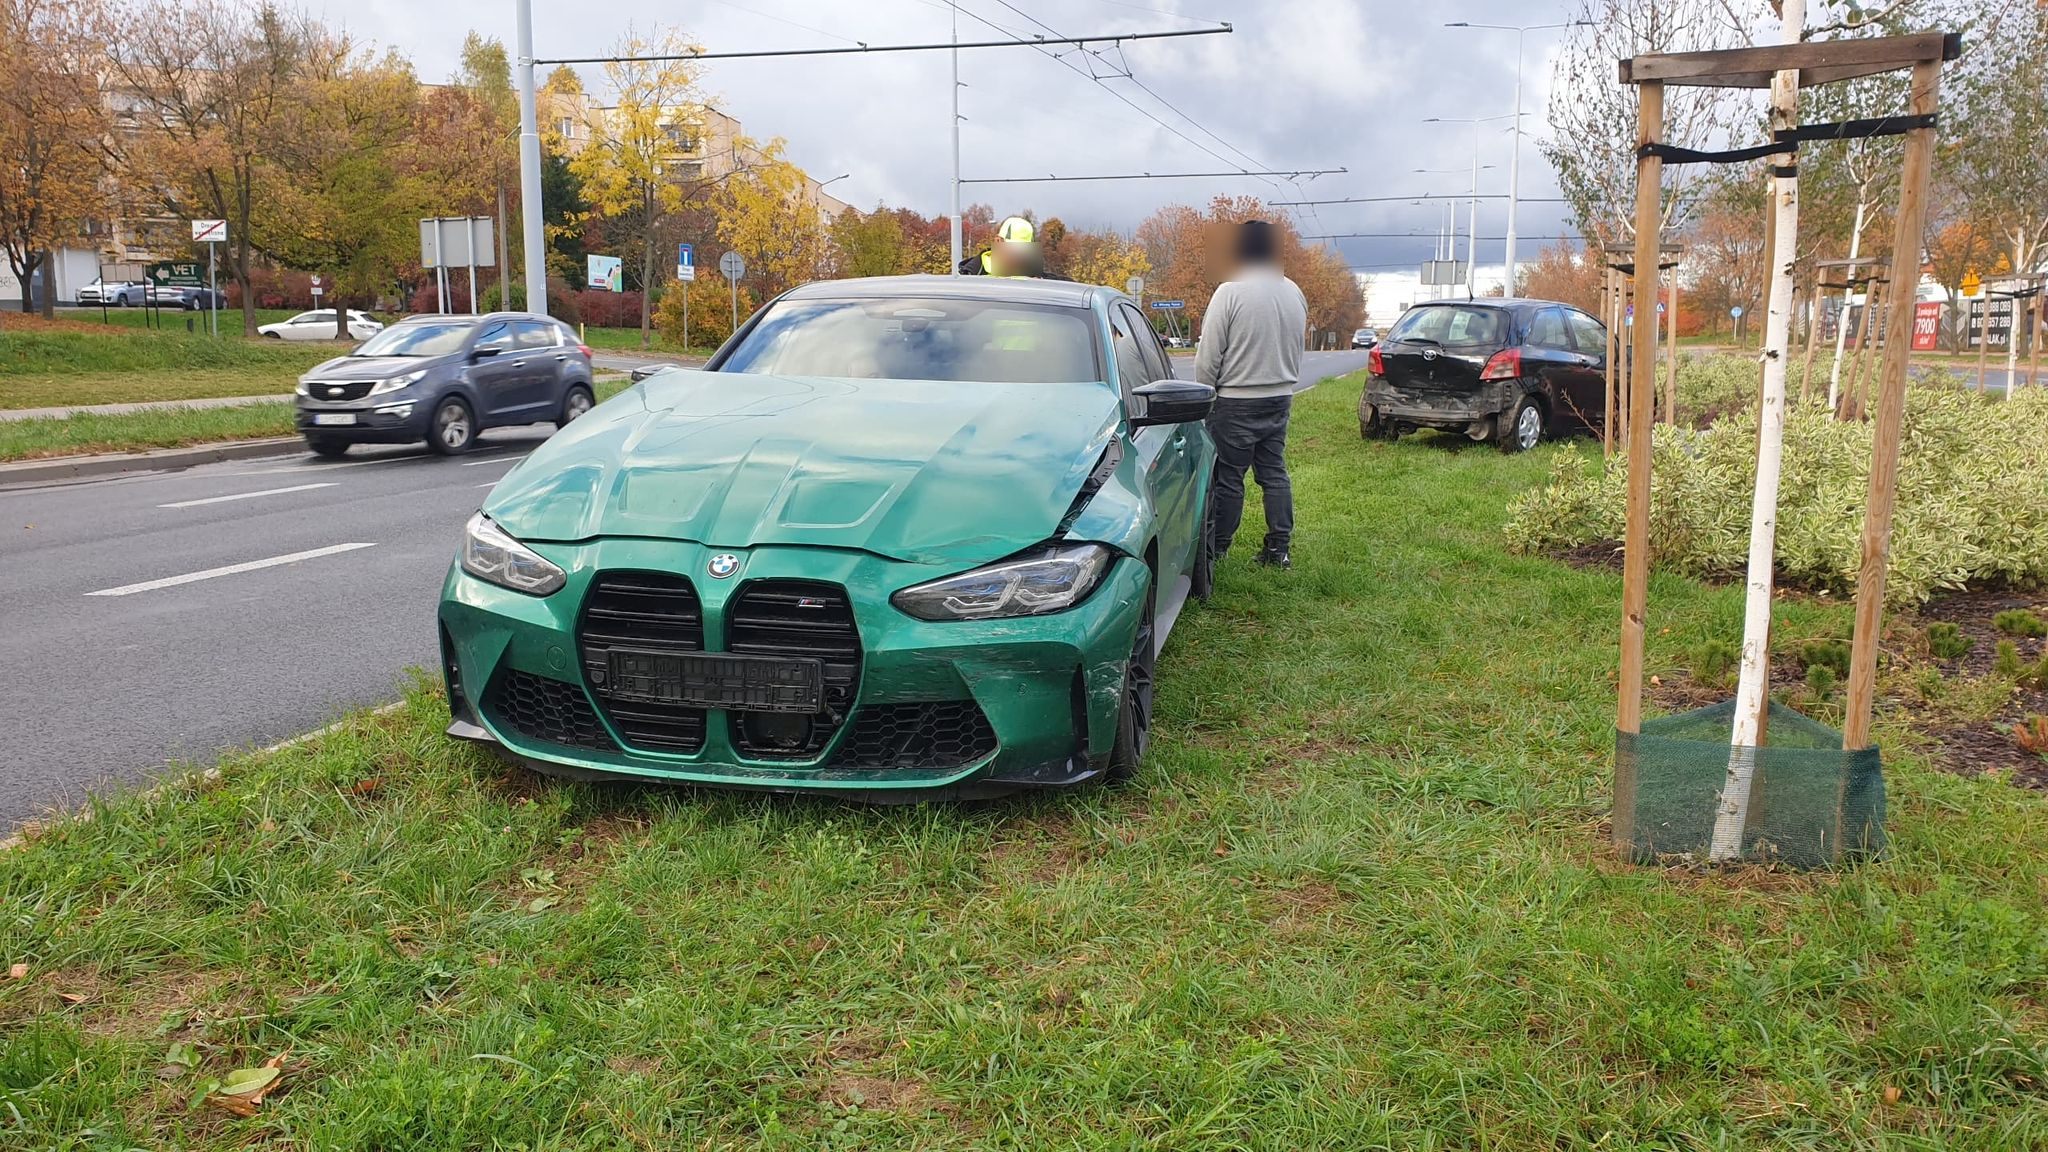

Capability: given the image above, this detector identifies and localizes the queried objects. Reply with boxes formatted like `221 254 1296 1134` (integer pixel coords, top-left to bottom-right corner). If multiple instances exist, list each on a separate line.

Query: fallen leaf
209 1054 287 1117
165 1041 199 1069
56 991 87 1005
1883 1085 1901 1105
1650 675 1664 686
350 778 381 796
1212 837 1229 858
7 962 26 980
258 819 277 833
527 896 559 913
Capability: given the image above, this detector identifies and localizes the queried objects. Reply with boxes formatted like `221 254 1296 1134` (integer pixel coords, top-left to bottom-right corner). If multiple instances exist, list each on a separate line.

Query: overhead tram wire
531 23 1228 65
962 168 1345 184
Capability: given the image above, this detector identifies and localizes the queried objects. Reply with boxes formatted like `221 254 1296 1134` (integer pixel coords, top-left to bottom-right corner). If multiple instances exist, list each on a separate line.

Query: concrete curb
0 437 306 486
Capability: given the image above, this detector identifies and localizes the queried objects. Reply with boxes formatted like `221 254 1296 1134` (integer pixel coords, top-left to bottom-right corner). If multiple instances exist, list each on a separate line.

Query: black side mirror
472 346 502 360
1130 379 1216 428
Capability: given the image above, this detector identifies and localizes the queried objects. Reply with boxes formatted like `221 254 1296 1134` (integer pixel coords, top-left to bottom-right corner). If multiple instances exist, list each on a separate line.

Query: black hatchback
1361 299 1608 451
294 313 596 457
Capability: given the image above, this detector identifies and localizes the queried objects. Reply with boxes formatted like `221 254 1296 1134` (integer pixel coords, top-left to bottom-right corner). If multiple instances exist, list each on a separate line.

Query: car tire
1497 394 1545 453
306 436 351 459
1106 574 1157 783
262 331 281 339
558 384 594 426
428 398 476 455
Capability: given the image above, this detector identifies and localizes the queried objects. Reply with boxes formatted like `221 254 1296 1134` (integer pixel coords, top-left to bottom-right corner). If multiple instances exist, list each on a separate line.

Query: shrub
575 289 645 329
1797 639 1852 679
1692 639 1738 689
1505 378 2048 605
479 276 582 324
654 275 755 351
1994 609 2047 638
1805 663 1839 699
2018 715 2048 756
1996 641 2026 680
1926 622 1974 660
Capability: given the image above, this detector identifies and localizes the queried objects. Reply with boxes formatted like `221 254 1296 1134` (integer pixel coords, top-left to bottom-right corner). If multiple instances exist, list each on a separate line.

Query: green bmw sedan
438 276 1216 798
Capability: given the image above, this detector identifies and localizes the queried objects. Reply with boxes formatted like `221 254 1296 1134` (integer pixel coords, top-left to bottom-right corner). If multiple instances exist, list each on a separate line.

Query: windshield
719 298 1102 383
1388 305 1509 347
354 322 472 357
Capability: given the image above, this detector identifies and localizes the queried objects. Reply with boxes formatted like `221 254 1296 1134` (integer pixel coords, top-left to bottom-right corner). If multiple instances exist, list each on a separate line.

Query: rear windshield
1388 305 1510 347
719 298 1102 384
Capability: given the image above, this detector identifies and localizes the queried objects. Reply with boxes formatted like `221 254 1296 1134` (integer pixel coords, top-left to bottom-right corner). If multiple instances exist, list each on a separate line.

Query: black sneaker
1256 547 1291 570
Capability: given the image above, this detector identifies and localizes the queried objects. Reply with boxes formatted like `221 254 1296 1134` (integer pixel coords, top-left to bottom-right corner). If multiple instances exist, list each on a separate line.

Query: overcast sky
330 0 1585 313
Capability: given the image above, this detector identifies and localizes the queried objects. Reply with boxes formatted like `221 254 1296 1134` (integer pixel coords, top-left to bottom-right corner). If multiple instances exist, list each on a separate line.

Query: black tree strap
1638 113 1938 167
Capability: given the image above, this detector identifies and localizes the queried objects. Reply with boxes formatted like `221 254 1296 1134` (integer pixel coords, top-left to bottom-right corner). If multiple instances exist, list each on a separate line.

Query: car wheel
262 331 281 339
558 385 594 426
1107 575 1157 783
428 398 475 455
1191 498 1215 603
1498 394 1544 453
305 436 351 459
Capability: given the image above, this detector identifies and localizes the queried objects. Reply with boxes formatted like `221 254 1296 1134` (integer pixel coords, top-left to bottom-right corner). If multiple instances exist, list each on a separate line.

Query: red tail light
1480 347 1521 381
578 344 594 359
1368 345 1385 376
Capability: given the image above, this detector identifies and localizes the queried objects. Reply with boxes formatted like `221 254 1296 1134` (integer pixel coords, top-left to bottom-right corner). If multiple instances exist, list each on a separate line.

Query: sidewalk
0 393 290 423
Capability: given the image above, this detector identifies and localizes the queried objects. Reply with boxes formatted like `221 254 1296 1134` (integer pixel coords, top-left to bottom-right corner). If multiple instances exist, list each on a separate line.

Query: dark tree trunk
38 250 55 319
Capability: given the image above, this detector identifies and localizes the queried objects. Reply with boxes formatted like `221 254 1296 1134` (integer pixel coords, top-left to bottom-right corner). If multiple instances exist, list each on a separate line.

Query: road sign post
720 251 746 334
677 243 695 348
192 220 226 337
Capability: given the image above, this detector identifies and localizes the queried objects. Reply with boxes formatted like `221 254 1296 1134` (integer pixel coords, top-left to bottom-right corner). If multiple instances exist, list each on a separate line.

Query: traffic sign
191 219 226 243
1730 306 1745 318
677 243 696 282
146 261 202 288
1148 300 1184 310
719 251 746 282
1656 301 1666 315
1125 275 1144 296
1961 270 1982 298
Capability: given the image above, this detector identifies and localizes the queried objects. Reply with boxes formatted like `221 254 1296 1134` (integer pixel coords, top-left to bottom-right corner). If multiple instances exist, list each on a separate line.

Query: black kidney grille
313 381 374 401
726 581 861 759
829 702 998 770
486 669 617 752
578 572 707 754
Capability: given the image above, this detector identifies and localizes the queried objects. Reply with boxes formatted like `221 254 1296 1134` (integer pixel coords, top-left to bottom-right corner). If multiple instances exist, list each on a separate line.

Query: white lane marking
475 481 498 489
85 542 377 597
461 454 526 467
159 482 337 509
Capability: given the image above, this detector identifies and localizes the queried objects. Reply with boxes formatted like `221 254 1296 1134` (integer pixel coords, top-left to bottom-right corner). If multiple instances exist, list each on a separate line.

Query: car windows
474 322 513 353
1566 310 1609 356
718 298 1103 384
1387 304 1508 347
1108 307 1152 401
355 322 473 358
1121 304 1171 384
292 311 330 324
513 321 557 349
1528 307 1571 350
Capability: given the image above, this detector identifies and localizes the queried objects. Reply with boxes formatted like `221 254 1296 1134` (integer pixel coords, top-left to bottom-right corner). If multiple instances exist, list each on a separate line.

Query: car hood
303 355 442 380
483 371 1123 566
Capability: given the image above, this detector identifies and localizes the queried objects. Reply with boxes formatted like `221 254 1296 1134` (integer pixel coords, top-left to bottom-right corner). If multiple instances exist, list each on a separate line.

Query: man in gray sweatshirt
1196 219 1309 569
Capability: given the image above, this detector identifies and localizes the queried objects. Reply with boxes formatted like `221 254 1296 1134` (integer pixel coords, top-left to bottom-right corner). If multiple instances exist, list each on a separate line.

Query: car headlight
459 512 566 596
891 543 1113 621
368 369 427 396
293 379 311 397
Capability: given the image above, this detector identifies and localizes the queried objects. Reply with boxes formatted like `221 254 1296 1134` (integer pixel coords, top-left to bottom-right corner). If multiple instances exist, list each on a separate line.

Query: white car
78 279 147 307
258 309 384 341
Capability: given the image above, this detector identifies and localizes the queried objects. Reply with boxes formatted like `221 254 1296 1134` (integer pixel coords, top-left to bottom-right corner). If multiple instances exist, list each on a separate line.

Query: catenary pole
1713 0 1804 862
949 2 962 276
516 0 547 315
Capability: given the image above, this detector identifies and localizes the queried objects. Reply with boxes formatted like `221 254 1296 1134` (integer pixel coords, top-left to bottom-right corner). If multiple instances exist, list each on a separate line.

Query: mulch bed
1554 544 2048 788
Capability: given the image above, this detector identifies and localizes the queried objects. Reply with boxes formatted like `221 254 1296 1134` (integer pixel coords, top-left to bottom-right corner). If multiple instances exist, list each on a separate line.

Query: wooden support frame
1667 272 1681 425
1844 56 1943 750
1799 281 1824 405
1619 32 1957 89
1616 79 1664 743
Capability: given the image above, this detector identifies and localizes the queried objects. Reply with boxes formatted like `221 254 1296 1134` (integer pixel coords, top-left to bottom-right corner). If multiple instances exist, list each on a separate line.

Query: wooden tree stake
1844 57 1942 751
1618 79 1664 742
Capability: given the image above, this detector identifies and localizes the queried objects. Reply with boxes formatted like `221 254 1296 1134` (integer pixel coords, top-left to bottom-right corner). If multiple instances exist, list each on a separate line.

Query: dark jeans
1205 394 1294 557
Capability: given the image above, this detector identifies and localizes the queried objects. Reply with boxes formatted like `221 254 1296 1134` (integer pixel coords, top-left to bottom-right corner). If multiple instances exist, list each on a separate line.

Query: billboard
587 254 623 293
1911 302 1943 351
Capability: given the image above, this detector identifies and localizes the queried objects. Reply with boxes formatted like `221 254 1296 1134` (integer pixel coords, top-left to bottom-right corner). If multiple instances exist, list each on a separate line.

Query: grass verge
1 316 332 410
5 375 2047 1148
579 325 711 357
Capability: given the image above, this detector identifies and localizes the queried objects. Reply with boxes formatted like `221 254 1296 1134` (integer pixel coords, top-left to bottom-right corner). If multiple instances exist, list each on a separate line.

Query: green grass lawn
1 324 332 410
5 376 2047 1148
579 325 712 358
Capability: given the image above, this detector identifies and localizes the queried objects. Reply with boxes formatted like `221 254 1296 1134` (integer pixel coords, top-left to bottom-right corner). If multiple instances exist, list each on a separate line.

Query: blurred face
991 241 1041 277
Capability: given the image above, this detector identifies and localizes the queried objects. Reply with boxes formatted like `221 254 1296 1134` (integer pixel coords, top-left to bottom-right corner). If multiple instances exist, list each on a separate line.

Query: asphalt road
0 349 1369 829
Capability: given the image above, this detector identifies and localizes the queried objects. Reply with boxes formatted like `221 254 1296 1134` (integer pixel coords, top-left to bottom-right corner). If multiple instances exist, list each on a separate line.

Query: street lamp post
1420 119 1506 299
1445 20 1590 296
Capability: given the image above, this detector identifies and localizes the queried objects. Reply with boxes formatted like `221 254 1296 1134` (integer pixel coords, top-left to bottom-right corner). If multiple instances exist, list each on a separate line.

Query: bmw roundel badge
707 553 741 579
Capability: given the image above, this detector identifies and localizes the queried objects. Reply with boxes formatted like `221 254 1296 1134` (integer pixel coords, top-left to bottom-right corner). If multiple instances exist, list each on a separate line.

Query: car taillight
578 344 594 359
1480 347 1521 381
1368 345 1385 376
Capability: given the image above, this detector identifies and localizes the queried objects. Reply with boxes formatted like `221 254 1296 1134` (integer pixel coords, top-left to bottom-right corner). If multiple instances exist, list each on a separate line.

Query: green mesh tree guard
1614 700 1885 868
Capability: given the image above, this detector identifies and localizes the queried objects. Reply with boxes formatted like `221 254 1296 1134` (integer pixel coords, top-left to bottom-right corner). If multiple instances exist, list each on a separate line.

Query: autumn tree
0 0 112 318
830 207 909 278
570 28 706 344
1059 227 1149 292
113 0 320 336
715 138 828 298
264 36 422 337
1955 5 2048 342
406 34 520 291
1687 180 1771 339
1516 240 1605 314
